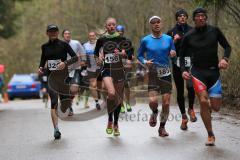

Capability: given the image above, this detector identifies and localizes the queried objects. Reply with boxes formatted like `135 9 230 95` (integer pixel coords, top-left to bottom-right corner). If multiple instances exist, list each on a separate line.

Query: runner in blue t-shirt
137 16 176 137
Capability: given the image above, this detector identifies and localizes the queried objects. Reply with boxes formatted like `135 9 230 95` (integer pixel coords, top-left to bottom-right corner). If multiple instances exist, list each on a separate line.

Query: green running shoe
120 105 125 113
113 125 120 136
126 103 132 112
106 121 113 134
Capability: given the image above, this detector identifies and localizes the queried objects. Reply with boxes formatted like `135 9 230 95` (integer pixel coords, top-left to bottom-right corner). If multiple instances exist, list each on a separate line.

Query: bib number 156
104 54 119 64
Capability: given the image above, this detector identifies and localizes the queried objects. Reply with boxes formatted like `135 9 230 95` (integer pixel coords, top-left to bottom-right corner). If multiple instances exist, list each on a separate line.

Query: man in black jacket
180 8 231 146
167 9 196 131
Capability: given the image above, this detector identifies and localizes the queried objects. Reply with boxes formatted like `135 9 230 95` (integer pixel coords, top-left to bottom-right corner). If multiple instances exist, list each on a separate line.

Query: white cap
149 16 161 23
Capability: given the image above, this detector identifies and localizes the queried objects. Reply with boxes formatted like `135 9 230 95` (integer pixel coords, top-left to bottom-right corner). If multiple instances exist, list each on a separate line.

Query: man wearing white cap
137 16 176 137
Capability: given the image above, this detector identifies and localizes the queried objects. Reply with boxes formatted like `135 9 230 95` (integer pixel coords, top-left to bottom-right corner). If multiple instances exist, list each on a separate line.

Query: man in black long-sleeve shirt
167 9 196 131
180 8 231 146
39 24 77 139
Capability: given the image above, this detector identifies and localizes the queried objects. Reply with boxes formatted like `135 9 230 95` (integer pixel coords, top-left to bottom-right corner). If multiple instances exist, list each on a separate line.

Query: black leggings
172 64 195 115
108 104 121 125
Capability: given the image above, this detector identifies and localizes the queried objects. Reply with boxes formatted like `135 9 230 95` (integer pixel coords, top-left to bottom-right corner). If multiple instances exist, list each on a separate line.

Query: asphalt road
0 99 240 160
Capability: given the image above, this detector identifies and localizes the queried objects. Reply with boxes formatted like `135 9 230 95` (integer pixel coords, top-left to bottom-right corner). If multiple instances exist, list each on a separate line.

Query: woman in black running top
94 17 133 136
39 24 78 140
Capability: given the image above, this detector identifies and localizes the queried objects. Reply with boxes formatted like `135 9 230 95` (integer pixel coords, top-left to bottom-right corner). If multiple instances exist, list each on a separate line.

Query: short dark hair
192 7 207 20
175 9 188 21
62 29 70 37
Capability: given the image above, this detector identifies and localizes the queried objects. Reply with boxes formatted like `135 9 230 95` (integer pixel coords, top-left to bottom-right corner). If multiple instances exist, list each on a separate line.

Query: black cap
46 24 59 32
175 9 188 20
193 7 207 20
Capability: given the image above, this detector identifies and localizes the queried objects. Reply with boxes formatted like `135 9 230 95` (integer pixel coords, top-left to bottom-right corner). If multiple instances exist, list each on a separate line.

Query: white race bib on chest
48 59 61 71
176 57 191 67
104 53 119 64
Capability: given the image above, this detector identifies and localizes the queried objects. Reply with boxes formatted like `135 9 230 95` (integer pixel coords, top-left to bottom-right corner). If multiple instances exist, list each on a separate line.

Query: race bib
176 57 191 67
104 53 119 64
69 70 75 78
48 59 61 71
42 76 47 82
157 67 171 77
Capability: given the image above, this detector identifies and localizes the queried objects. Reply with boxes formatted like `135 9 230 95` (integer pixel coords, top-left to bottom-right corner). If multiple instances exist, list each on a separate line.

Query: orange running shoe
158 127 169 137
188 108 197 122
205 136 215 146
180 118 188 130
149 113 158 127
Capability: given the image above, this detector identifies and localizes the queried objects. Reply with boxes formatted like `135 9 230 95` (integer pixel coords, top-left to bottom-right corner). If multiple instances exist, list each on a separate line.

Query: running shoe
205 136 215 146
158 127 169 137
96 103 101 110
120 105 125 113
68 107 74 116
68 111 73 116
149 112 158 127
106 121 113 134
180 118 188 130
113 125 120 136
126 103 132 112
54 130 61 140
188 108 197 122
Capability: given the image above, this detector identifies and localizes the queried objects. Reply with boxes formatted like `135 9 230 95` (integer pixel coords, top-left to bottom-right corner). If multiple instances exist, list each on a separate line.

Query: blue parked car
7 74 41 100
